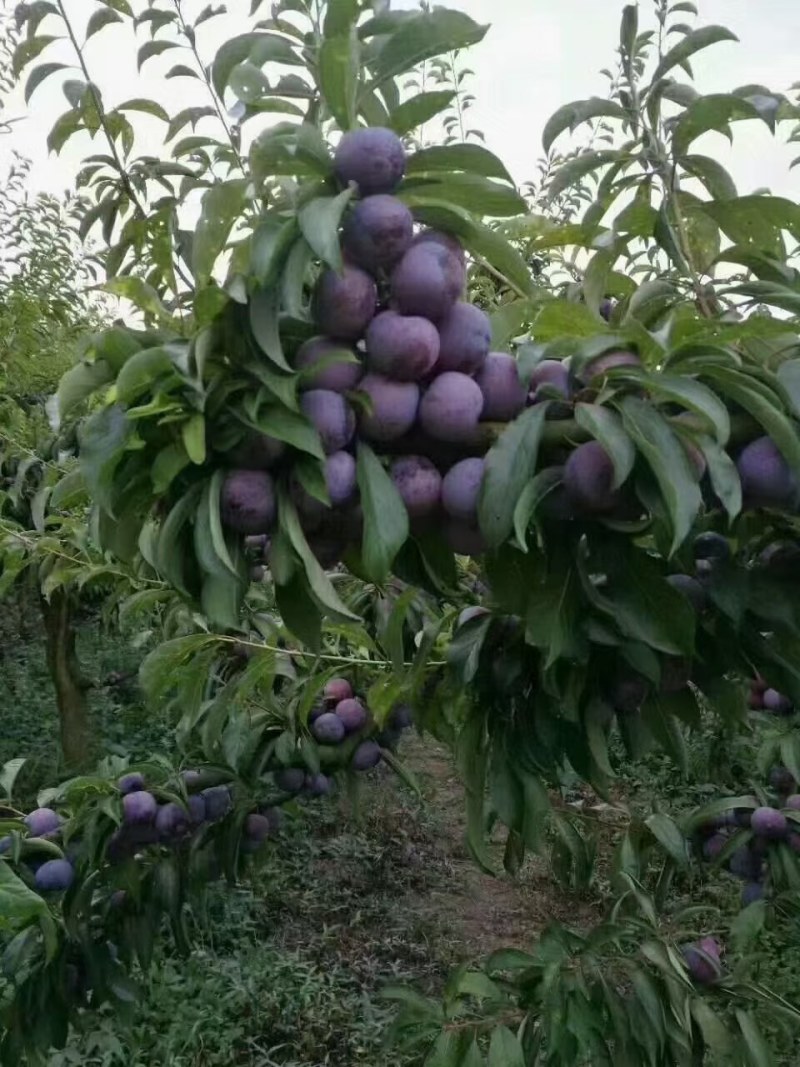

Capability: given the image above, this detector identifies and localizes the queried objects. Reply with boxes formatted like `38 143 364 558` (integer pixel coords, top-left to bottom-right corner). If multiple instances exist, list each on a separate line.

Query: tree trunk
40 589 92 769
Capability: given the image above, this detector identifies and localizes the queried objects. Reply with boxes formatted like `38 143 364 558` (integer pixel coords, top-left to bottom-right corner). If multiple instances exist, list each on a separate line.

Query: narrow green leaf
249 286 292 372
388 90 455 135
356 443 409 583
694 433 741 521
651 26 738 84
645 813 689 864
479 404 549 547
574 404 635 489
86 8 122 39
193 179 249 286
735 1010 776 1067
279 493 360 622
406 143 514 185
24 61 67 103
543 97 628 153
298 188 354 271
319 29 360 131
371 10 488 88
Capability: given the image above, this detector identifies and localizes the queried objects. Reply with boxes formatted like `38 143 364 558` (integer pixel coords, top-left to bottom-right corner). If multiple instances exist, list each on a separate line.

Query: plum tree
34 858 74 893
294 337 363 393
299 390 356 454
441 458 485 524
562 441 619 513
737 436 798 508
365 310 440 380
220 471 276 534
357 374 420 441
475 352 526 420
122 791 157 825
342 195 414 273
390 456 442 519
418 372 483 442
435 302 491 375
313 265 377 340
333 126 406 195
390 242 465 322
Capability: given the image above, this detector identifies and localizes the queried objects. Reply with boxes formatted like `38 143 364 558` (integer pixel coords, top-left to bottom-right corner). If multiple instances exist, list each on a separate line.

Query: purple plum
311 712 346 744
785 794 800 810
693 532 731 561
180 769 203 791
358 373 420 441
221 470 276 534
314 265 377 341
342 195 413 273
682 937 722 985
295 336 363 393
419 372 483 443
435 302 491 376
702 833 728 861
391 243 465 322
334 127 405 195
441 458 485 524
737 436 798 509
763 688 793 714
528 359 571 400
201 785 232 821
187 795 206 825
34 858 74 893
389 703 414 730
390 455 442 519
769 766 796 795
751 806 788 840
244 813 272 844
411 229 466 265
335 698 368 734
300 390 356 453
155 802 191 841
742 882 765 906
304 772 332 797
563 441 619 513
366 310 440 381
610 674 649 714
275 768 306 794
352 740 382 771
118 772 145 796
324 678 353 704
476 352 526 420
122 791 157 826
24 808 60 838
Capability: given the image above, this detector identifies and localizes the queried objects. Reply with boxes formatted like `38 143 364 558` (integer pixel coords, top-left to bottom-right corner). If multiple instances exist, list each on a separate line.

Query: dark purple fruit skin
599 298 615 322
476 353 526 421
187 795 206 825
335 698 368 734
610 674 649 714
304 772 332 797
693 532 731 561
528 359 571 400
155 802 191 841
411 229 466 265
122 791 157 826
24 808 60 838
701 833 728 861
311 712 346 744
441 458 485 524
34 858 74 893
389 703 414 730
785 794 800 811
737 436 798 508
275 768 306 794
324 450 358 507
230 432 286 470
221 470 276 534
391 243 465 322
758 541 800 577
324 678 353 704
419 372 483 443
742 881 765 906
342 195 413 274
334 126 405 195
244 813 271 843
295 337 363 393
181 769 203 791
300 390 356 454
763 689 793 714
314 265 377 341
366 310 440 381
666 574 707 613
201 785 232 822
118 772 145 796
445 520 487 556
728 847 757 880
390 455 442 519
563 441 618 513
580 349 641 383
358 373 420 441
352 740 382 771
435 302 491 376
751 806 788 840
769 766 796 795
682 938 722 985
789 833 800 854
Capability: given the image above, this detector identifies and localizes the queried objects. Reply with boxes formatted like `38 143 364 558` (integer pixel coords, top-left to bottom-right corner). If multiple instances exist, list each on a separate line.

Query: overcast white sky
2 0 799 201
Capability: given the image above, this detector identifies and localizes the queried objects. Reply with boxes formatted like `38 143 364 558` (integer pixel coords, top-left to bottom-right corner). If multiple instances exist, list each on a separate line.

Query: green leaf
212 33 301 97
24 61 67 103
182 414 206 464
115 346 178 402
116 97 169 122
407 143 514 185
0 759 26 801
424 1030 467 1067
78 405 131 517
400 175 526 218
243 404 324 459
86 7 122 39
249 286 292 372
600 547 696 656
735 1010 776 1067
57 360 114 418
319 29 360 131
646 374 731 443
525 559 585 666
323 0 359 36
695 433 742 521
409 201 534 297
546 150 619 201
202 570 245 630
279 493 360 623
672 94 763 156
103 277 174 325
543 97 628 153
370 10 488 88
275 572 321 649
137 40 180 70
0 861 51 930
12 35 58 78
703 196 800 258
618 396 702 555
681 154 737 201
574 404 635 489
479 404 549 547
298 188 354 271
388 91 455 135
690 1000 735 1058
356 443 409 583
650 26 737 84
47 108 84 154
193 179 249 286
644 813 689 864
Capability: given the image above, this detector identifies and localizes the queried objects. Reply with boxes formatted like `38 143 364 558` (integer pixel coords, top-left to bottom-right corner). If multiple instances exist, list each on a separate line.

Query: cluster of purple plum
695 786 800 908
273 676 414 797
219 125 532 564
